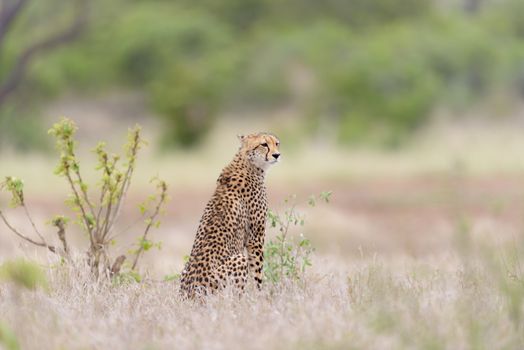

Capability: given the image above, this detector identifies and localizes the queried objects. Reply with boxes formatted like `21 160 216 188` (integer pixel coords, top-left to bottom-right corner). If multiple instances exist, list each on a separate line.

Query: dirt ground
2 172 524 350
1 173 523 277
2 113 524 275
2 116 524 349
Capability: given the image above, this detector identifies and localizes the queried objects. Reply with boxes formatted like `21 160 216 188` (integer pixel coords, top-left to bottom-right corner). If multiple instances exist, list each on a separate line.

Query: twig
73 163 97 224
100 166 124 242
94 151 111 240
131 181 167 270
0 209 57 254
107 216 143 242
0 0 28 48
0 0 89 105
112 163 134 226
94 184 107 240
62 140 97 239
22 204 48 247
65 170 95 247
106 129 141 237
101 188 115 241
52 217 69 257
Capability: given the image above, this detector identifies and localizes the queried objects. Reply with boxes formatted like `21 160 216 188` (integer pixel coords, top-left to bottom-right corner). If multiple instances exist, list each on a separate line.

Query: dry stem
131 181 167 270
0 210 57 254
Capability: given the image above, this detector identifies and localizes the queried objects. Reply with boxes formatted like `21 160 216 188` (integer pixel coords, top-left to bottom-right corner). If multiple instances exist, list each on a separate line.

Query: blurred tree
150 62 225 148
313 17 514 146
263 0 433 28
181 0 268 31
0 0 523 150
0 0 89 106
104 4 239 147
462 0 483 13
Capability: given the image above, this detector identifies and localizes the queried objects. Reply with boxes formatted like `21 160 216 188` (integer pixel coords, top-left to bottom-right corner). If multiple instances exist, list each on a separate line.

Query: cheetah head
238 132 281 171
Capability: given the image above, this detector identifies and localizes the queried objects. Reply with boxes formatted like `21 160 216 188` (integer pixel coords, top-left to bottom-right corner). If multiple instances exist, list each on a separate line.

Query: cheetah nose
272 153 280 160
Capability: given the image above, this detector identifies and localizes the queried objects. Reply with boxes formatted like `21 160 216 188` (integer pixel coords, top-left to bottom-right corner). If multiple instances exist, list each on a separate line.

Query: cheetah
180 132 281 298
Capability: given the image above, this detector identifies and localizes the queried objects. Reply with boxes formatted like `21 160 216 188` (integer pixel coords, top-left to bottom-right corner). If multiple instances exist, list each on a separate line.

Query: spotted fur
180 132 280 298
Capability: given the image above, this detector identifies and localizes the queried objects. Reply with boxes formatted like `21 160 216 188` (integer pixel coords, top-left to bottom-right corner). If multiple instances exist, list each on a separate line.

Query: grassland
1 119 524 349
1 246 524 350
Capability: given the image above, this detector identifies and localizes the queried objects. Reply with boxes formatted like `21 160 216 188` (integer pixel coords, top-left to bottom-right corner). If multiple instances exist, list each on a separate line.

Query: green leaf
139 238 153 251
86 214 95 228
164 273 180 281
308 195 316 207
320 191 332 203
0 177 25 207
112 270 141 285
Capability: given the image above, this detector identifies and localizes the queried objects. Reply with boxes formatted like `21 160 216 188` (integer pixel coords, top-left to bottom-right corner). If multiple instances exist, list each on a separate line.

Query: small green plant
111 270 142 286
163 273 180 282
0 118 169 279
264 191 331 283
0 259 48 291
129 177 168 270
0 322 19 350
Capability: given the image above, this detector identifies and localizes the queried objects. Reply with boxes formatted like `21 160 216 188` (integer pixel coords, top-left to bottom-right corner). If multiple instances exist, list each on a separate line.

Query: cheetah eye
261 143 268 148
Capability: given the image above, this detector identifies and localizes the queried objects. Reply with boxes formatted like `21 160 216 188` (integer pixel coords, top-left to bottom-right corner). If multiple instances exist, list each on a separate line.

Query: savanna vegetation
0 119 341 350
2 1 524 349
1 224 524 349
1 119 524 349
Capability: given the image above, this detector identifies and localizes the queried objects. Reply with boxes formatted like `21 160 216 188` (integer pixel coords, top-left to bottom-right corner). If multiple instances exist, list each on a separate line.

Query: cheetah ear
237 134 245 143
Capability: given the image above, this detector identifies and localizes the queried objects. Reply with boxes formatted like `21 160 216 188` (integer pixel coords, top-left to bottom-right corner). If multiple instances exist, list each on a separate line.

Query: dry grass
2 118 524 349
3 116 524 196
1 245 523 350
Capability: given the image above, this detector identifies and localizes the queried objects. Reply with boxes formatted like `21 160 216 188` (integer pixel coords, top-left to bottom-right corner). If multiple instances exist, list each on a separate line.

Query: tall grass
1 237 523 349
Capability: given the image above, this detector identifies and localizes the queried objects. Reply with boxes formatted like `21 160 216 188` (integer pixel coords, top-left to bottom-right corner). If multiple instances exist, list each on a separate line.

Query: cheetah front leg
247 218 266 288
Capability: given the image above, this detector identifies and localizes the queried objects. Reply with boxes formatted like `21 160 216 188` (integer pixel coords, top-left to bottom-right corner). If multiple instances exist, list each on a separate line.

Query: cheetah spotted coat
179 133 280 298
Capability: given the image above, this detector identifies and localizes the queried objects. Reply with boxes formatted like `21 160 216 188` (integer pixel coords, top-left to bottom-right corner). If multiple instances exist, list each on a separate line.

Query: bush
310 16 521 146
108 5 239 147
264 191 331 284
0 118 169 279
0 322 19 350
1 3 240 149
323 23 442 146
2 0 524 149
0 108 50 152
263 0 433 28
149 57 237 148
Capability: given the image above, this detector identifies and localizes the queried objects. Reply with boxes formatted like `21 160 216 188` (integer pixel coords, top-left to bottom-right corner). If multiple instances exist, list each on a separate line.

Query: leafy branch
264 191 332 283
131 178 168 270
0 177 59 254
0 118 170 279
0 0 90 106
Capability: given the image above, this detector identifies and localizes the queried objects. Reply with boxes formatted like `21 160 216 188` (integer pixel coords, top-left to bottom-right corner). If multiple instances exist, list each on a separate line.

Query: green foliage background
1 0 523 148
